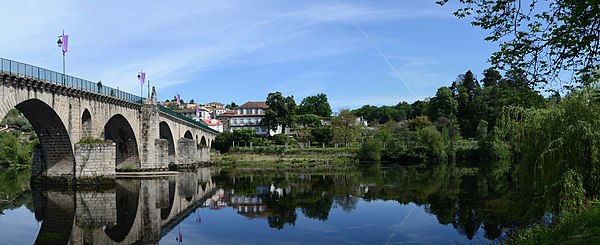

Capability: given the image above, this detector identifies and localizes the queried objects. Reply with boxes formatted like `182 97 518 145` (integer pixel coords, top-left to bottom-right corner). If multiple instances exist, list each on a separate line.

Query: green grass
508 201 600 244
212 153 358 172
77 137 108 144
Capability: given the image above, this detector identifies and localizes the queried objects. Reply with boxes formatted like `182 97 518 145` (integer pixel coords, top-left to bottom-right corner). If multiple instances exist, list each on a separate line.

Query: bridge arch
104 114 140 168
159 121 175 156
81 109 92 138
200 136 207 147
9 99 74 177
161 176 176 220
105 179 140 242
184 130 193 139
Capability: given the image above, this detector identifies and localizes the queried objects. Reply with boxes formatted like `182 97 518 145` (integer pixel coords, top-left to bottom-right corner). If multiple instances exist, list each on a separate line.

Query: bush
358 137 382 161
272 134 292 145
78 137 106 144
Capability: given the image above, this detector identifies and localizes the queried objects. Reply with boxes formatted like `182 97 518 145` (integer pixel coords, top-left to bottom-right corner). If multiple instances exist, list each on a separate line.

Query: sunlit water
0 164 519 244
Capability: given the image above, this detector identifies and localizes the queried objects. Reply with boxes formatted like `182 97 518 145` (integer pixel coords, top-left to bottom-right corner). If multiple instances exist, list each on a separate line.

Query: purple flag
176 93 181 105
178 231 183 242
196 107 200 117
62 35 69 53
139 72 145 86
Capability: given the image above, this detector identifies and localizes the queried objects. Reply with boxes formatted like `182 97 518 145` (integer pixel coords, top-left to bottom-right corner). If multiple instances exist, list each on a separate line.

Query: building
173 106 224 133
220 101 282 136
202 118 224 133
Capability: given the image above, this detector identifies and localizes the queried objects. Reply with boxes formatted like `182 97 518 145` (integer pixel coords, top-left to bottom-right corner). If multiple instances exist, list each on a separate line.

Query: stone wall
155 139 172 168
177 138 198 164
198 147 210 163
75 190 116 227
74 143 116 179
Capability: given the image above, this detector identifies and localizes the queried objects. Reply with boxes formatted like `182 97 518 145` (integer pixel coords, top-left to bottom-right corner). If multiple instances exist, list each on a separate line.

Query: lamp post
137 73 141 99
57 30 66 86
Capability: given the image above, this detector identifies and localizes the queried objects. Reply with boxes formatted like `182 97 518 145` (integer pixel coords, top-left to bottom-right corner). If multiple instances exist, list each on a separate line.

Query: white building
225 101 282 136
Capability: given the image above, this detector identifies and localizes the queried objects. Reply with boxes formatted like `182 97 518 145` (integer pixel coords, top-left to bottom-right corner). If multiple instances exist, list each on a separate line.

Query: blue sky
1 0 497 111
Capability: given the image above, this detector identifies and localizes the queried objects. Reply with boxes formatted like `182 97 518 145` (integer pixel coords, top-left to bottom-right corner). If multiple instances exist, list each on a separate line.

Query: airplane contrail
335 0 418 98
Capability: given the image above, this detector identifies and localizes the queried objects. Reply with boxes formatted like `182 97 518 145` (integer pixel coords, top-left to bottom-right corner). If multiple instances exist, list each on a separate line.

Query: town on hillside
159 99 368 137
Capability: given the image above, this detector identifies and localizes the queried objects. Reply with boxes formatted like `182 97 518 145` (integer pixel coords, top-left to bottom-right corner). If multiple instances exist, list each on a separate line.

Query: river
0 163 544 244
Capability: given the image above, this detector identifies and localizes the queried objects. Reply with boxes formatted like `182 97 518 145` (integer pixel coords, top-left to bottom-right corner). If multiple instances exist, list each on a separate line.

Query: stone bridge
0 58 218 180
32 168 217 244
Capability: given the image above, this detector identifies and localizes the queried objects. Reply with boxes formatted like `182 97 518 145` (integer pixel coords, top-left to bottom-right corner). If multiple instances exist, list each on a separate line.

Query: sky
0 0 497 111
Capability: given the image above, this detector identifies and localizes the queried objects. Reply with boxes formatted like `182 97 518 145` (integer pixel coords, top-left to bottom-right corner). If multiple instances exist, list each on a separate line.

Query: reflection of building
205 189 228 209
230 195 267 215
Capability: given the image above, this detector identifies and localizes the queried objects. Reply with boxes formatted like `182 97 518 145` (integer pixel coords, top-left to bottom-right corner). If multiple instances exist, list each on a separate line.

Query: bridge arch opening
161 176 176 220
159 122 175 156
184 130 193 140
104 114 139 168
8 99 74 177
105 179 140 242
200 136 207 147
81 109 92 138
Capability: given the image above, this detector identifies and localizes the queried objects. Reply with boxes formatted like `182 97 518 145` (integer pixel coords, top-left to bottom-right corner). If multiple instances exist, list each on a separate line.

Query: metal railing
0 57 142 104
159 105 218 133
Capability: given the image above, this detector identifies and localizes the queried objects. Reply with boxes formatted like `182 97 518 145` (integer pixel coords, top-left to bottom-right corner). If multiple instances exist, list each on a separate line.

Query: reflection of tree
216 162 546 239
334 195 358 213
265 193 297 230
300 196 332 220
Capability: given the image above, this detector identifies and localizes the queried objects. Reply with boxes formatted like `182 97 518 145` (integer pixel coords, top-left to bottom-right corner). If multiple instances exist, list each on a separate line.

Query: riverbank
508 201 600 244
212 151 358 172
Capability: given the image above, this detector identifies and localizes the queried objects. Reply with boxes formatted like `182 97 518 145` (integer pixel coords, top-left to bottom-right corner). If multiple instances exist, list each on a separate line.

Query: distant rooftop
238 101 268 109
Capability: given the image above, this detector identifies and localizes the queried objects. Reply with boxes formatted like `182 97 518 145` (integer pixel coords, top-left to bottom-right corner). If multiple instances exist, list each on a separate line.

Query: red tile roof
238 101 268 109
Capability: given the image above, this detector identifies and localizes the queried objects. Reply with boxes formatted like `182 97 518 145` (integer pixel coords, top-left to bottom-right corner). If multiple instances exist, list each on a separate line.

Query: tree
294 114 322 128
297 93 332 117
226 101 238 110
332 108 360 147
311 127 333 146
189 99 195 104
437 0 600 85
428 87 458 121
409 100 429 119
455 70 483 137
263 92 296 132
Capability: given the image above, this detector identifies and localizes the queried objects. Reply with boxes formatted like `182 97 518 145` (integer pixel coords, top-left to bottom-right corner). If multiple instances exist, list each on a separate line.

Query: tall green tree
437 0 600 85
455 70 483 137
264 91 296 132
428 87 458 121
297 93 332 117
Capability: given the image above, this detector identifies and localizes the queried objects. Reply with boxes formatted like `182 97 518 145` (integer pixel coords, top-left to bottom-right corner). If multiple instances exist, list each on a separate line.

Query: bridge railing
159 105 218 134
0 57 143 104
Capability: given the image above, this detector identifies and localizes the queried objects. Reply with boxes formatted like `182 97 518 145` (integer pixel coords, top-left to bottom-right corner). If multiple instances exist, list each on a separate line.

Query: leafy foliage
297 93 332 117
293 114 322 128
264 92 296 132
496 87 600 214
437 0 600 85
0 132 33 169
357 137 382 161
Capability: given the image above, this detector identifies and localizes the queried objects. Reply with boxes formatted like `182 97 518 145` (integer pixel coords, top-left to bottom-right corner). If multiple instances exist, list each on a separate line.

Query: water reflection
204 164 535 242
30 168 215 245
0 163 556 244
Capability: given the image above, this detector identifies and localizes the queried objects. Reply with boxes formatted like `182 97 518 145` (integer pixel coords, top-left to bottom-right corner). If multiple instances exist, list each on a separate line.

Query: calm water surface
0 164 532 244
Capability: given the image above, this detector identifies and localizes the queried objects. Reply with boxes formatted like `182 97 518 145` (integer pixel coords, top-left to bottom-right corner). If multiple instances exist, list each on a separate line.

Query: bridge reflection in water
31 168 215 245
